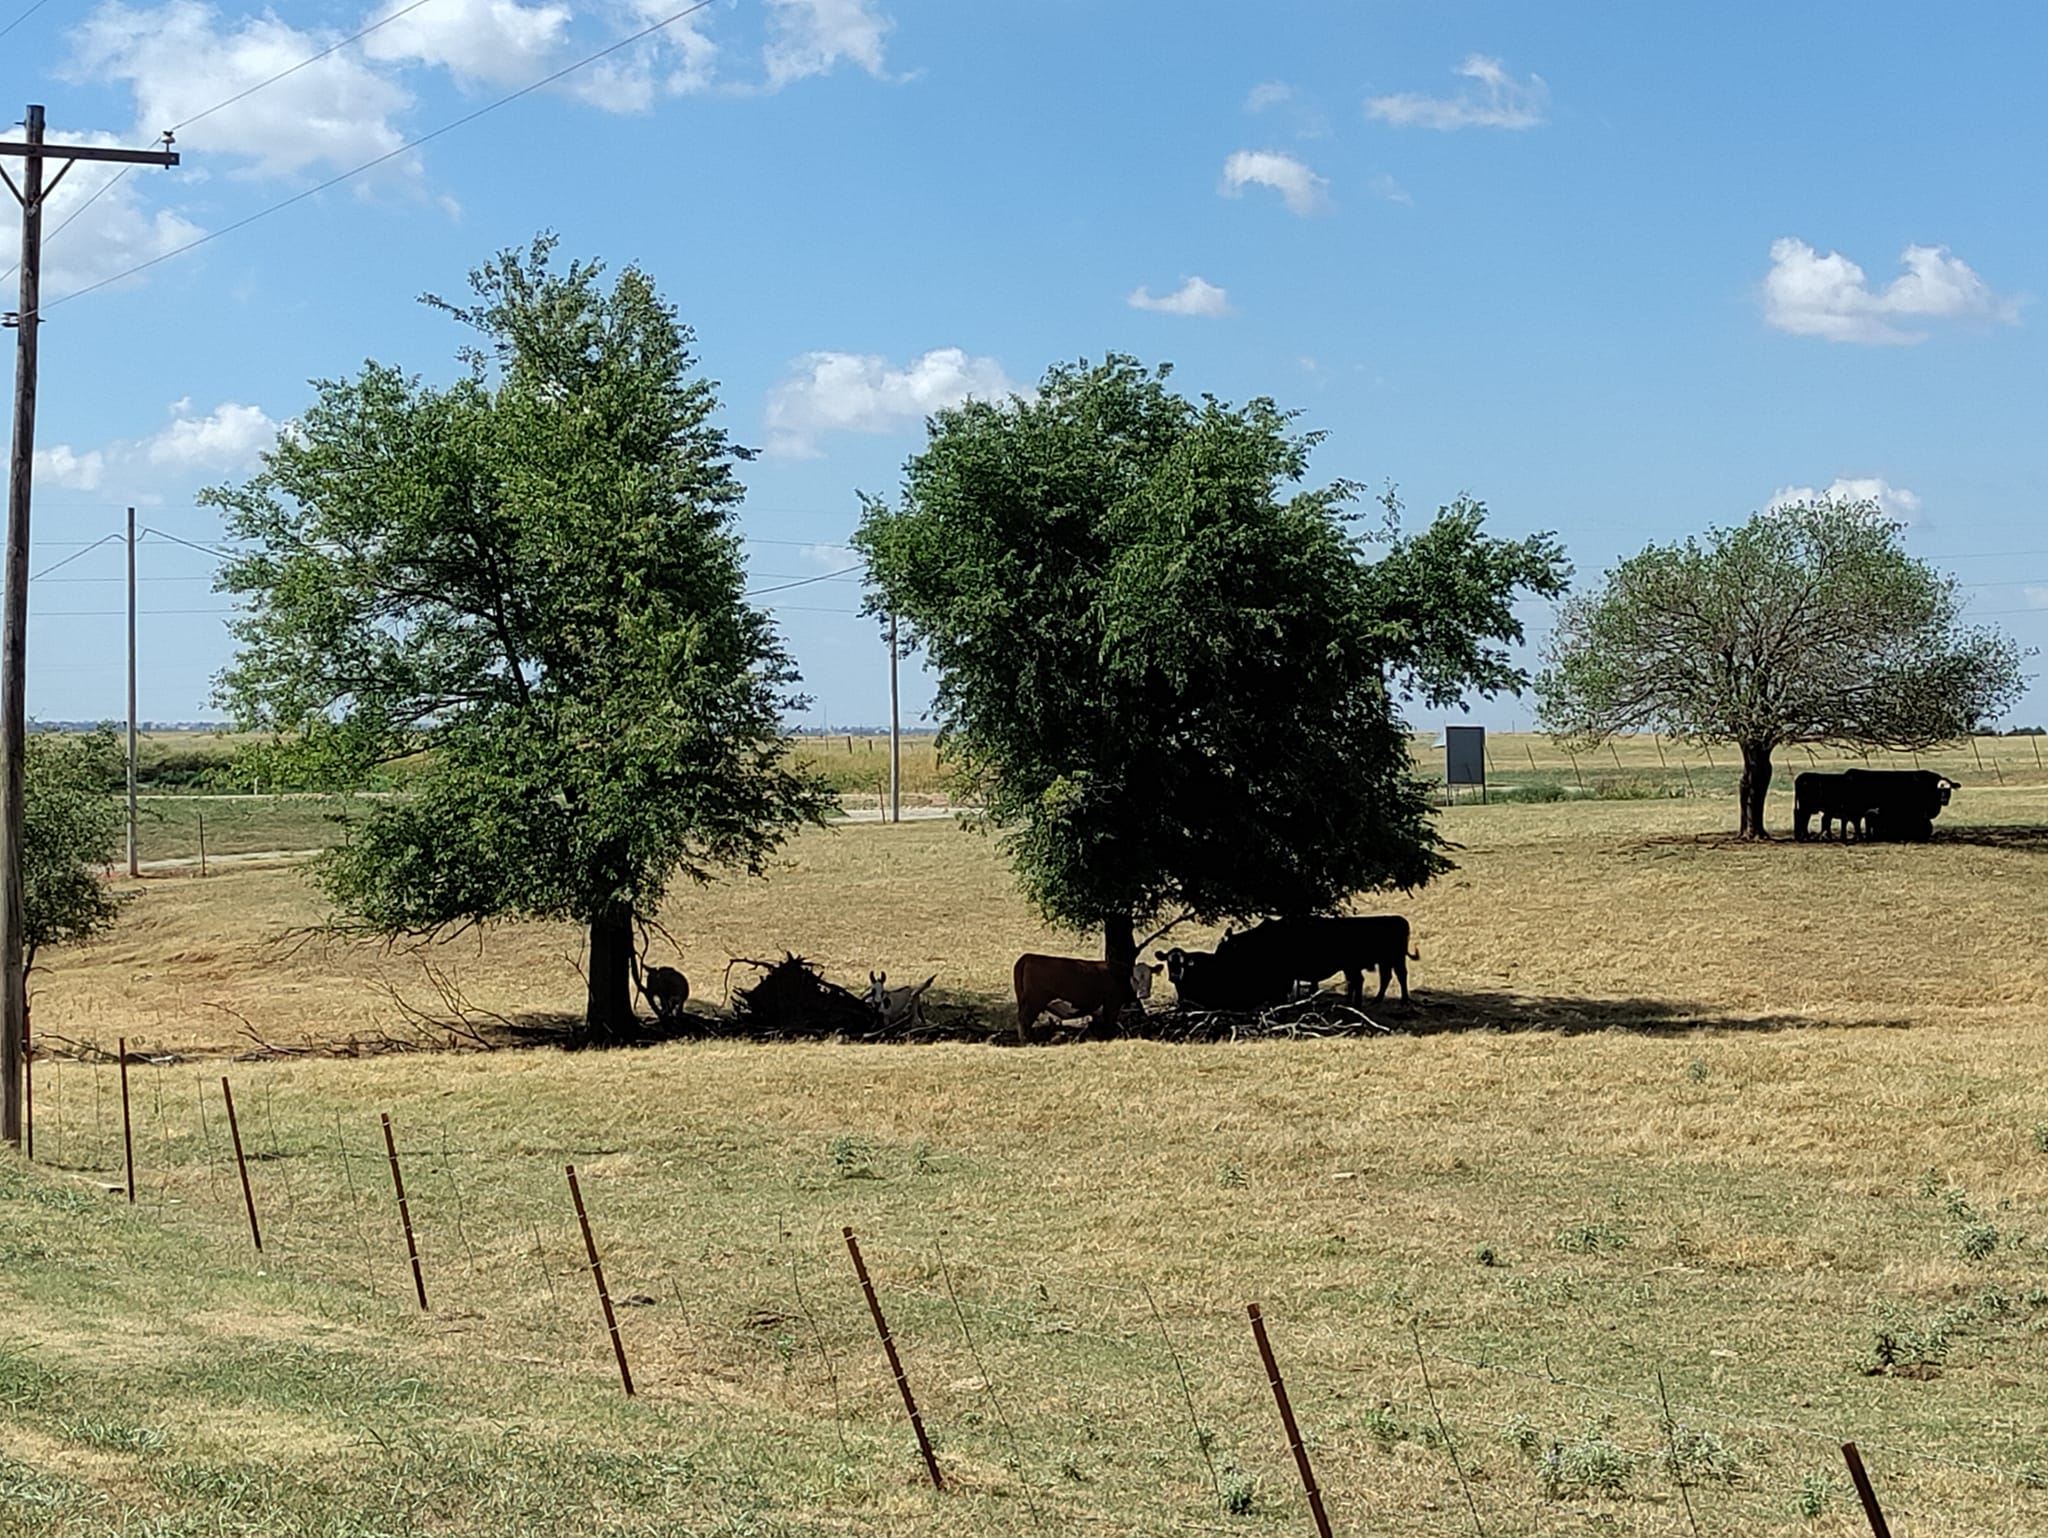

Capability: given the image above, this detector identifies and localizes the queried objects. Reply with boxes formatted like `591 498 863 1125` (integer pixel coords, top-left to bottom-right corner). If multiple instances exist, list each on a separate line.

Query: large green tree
211 238 831 1031
1538 498 2027 837
855 355 1568 969
25 726 125 980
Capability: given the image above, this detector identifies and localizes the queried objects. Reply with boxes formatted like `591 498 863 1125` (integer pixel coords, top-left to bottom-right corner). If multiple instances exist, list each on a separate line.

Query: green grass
129 794 378 864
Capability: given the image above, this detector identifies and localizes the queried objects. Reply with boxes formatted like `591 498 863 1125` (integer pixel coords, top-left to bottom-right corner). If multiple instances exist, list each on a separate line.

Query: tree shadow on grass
1370 987 1906 1038
213 988 1894 1059
1630 824 2048 856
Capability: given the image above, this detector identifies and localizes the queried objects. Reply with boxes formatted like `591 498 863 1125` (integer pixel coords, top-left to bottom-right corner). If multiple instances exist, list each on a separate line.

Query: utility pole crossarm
0 141 179 168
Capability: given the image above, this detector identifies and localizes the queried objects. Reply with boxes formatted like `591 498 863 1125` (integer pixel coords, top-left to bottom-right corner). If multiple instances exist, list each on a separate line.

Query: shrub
1590 775 1682 801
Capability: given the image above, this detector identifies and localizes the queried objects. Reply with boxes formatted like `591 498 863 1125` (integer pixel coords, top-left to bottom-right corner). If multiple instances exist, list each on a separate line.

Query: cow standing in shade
1795 769 1958 842
1012 955 1159 1043
1160 914 1418 1010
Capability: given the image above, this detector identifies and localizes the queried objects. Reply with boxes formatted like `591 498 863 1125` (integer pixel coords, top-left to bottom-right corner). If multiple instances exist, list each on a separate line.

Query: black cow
1795 769 1957 842
1850 768 1957 841
1160 915 1418 1010
1793 772 1871 842
1155 945 1291 1011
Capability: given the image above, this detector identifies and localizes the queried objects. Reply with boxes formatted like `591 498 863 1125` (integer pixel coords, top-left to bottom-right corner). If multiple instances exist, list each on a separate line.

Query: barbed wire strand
1427 1346 2043 1487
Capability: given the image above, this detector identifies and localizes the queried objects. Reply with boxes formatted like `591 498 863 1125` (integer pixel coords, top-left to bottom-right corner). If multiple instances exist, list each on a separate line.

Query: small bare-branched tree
1538 498 2027 837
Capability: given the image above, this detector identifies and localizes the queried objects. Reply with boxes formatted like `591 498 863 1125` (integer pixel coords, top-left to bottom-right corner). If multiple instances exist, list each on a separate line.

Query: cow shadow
1630 825 2048 856
1929 824 2048 854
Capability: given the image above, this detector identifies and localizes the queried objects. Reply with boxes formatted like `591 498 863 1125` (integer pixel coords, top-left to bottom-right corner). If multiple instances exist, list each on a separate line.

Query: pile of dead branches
1134 995 1393 1043
727 955 889 1039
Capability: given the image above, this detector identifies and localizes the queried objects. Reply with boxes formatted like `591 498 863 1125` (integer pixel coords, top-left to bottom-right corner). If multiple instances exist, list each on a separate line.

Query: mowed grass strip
7 1022 2048 1536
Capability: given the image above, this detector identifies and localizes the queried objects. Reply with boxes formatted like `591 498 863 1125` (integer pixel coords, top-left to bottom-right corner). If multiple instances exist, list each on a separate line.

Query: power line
0 0 56 42
167 0 444 135
141 527 239 560
745 564 863 597
39 0 723 316
33 606 237 618
1 164 134 286
28 533 120 581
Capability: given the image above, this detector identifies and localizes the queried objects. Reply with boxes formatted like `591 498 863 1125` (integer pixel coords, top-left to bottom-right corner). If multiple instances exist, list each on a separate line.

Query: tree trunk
1101 911 1136 975
1737 741 1774 839
586 907 638 1033
1093 910 1138 1037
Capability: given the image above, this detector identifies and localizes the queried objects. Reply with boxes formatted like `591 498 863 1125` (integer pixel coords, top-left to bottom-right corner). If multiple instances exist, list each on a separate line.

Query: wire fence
15 1052 2048 1536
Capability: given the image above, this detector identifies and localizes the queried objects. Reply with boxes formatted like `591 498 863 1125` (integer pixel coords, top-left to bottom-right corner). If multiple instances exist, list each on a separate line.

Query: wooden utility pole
1 108 178 1147
126 506 138 877
887 612 900 824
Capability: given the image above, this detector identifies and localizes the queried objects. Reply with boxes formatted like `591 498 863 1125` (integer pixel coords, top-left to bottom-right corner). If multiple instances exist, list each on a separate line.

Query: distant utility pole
0 107 178 1148
887 613 900 824
126 507 138 878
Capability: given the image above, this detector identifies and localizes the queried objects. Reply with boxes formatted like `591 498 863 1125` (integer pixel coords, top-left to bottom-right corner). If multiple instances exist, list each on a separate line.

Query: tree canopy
855 355 1568 966
210 238 832 1030
25 726 125 977
1538 497 2027 836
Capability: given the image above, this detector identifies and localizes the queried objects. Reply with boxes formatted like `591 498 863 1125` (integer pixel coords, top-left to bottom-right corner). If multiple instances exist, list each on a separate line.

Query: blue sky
5 0 2045 733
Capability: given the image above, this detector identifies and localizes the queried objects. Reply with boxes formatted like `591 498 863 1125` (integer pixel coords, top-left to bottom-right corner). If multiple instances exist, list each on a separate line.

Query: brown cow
1013 955 1159 1043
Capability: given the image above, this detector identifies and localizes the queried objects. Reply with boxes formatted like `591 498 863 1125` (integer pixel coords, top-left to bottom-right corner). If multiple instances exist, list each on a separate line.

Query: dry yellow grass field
9 758 2048 1535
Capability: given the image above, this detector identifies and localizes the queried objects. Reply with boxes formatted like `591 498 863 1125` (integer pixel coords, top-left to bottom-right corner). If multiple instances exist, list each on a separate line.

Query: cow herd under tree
1792 767 1961 843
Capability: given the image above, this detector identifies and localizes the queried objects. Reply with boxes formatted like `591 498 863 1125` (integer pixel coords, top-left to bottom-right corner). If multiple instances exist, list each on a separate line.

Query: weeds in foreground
1503 1415 1638 1498
1795 1469 1833 1517
1556 1220 1631 1254
826 1133 879 1181
1862 1302 1969 1377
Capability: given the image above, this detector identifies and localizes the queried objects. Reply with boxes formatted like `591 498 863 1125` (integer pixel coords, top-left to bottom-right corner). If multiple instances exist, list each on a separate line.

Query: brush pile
728 954 892 1039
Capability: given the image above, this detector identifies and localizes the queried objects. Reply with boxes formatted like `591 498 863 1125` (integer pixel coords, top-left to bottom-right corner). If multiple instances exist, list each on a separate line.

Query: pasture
10 768 2048 1535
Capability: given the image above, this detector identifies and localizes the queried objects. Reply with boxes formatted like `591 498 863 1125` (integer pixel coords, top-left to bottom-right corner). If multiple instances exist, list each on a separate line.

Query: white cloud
1762 238 2023 345
34 446 107 491
30 399 274 495
2023 586 2048 610
1127 276 1230 317
764 347 1018 456
361 0 571 87
1366 54 1547 131
1770 476 1923 523
566 4 717 111
1367 171 1411 204
1245 81 1291 112
763 0 891 87
146 400 279 471
68 1 416 180
1219 149 1328 215
798 542 859 571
